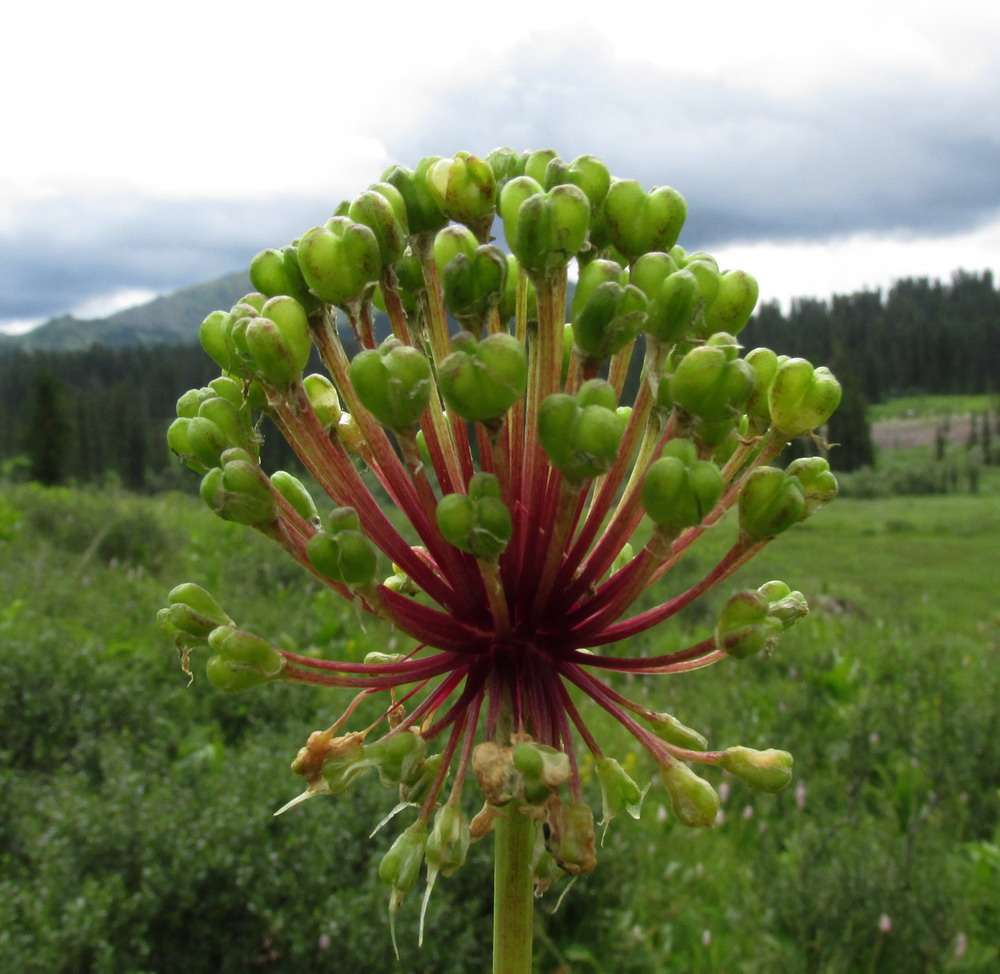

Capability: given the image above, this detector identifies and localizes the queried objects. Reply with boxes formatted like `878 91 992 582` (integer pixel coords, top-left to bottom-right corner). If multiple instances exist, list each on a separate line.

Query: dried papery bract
160 147 842 972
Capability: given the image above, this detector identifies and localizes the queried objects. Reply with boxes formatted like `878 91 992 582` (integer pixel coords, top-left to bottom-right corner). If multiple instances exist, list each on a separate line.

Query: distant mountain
0 272 253 352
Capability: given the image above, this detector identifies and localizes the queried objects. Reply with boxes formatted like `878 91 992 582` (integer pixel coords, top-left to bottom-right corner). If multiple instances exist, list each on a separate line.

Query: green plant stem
493 806 535 974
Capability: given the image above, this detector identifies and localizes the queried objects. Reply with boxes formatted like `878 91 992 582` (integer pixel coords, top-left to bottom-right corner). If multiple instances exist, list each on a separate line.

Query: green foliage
2 485 999 971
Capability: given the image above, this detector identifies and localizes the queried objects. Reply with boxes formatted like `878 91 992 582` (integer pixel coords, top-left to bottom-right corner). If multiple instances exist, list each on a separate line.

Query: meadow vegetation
2 455 998 972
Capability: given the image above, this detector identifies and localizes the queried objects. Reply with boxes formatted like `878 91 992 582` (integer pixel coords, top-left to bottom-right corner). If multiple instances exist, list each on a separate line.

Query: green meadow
1 463 998 972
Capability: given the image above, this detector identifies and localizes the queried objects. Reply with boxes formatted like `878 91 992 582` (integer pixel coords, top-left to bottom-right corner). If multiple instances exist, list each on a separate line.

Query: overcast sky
2 0 998 333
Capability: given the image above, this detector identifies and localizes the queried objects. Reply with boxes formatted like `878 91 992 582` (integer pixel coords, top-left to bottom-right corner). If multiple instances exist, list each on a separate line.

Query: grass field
1 476 998 972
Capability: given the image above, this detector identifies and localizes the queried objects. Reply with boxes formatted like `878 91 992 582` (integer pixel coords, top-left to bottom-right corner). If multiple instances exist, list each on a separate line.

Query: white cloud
711 213 1000 309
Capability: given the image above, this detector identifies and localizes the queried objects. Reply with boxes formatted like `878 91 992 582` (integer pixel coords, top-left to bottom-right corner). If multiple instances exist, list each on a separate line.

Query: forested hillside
1 269 996 488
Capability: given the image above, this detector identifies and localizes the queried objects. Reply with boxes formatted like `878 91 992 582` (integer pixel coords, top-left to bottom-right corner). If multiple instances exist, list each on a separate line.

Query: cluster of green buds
160 147 841 942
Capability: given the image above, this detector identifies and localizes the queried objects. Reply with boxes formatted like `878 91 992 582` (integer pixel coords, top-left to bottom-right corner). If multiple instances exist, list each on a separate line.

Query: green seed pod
720 746 794 793
596 756 644 826
437 332 527 423
745 346 779 430
559 154 612 211
185 415 230 469
379 821 428 894
497 253 537 325
440 245 509 327
200 462 278 528
769 359 842 437
435 489 512 559
166 418 207 473
426 152 497 238
349 187 408 266
641 438 724 532
381 158 448 237
425 804 470 878
197 396 249 453
166 582 233 636
365 730 428 787
522 148 560 186
786 456 839 517
432 225 478 274
642 711 709 751
307 528 378 588
571 277 648 362
544 797 597 875
738 466 807 541
399 752 447 806
502 182 590 278
601 180 687 260
249 245 317 310
350 337 432 431
485 145 522 189
208 625 285 675
209 376 244 409
660 760 719 828
650 269 701 345
703 270 759 336
715 588 771 659
302 373 342 429
243 296 311 387
669 336 755 423
175 386 211 419
270 470 319 524
758 579 809 629
199 310 236 371
205 654 276 692
296 217 382 307
538 381 625 483
326 505 362 535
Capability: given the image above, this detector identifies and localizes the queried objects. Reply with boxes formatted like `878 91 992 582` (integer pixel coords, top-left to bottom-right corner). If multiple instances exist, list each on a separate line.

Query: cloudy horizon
3 0 998 335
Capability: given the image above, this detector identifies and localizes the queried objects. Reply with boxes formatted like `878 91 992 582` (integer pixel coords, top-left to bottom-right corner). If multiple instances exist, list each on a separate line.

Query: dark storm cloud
0 193 327 322
388 36 1000 249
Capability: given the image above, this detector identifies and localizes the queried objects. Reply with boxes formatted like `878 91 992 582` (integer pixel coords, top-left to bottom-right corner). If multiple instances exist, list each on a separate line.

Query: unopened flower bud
350 337 432 430
720 746 793 793
738 466 806 541
660 760 720 828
